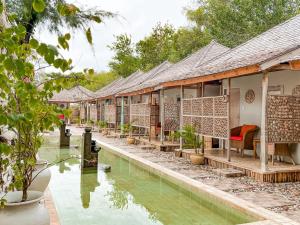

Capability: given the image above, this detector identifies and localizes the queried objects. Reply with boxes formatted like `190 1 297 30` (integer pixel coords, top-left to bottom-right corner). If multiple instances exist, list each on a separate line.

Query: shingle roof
49 85 95 103
187 14 300 79
93 77 125 99
117 61 172 95
118 41 229 94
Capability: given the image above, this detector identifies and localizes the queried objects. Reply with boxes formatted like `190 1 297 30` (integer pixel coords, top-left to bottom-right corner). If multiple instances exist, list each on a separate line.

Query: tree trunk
22 186 28 202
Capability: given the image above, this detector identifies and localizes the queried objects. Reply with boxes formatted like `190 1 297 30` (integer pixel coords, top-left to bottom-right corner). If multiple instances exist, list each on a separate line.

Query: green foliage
180 125 202 154
121 123 133 136
62 71 119 91
98 120 108 129
0 0 95 203
108 34 140 77
136 23 177 71
186 0 300 47
6 0 114 43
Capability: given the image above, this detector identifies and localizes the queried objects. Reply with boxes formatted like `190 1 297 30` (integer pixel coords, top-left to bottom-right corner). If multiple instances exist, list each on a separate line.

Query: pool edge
96 139 299 225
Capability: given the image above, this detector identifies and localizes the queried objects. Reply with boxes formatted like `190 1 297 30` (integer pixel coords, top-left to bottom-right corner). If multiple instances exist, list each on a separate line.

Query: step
140 145 156 150
213 168 245 178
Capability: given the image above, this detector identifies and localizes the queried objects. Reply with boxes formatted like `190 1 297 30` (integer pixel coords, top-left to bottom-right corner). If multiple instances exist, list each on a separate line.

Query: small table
252 138 295 165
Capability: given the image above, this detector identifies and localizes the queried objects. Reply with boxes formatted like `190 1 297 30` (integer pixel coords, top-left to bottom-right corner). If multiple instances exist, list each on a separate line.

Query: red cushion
58 114 65 120
230 136 243 141
240 125 256 137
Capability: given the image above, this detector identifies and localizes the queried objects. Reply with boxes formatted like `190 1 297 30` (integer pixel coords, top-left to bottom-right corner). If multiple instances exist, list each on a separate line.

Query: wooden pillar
179 86 184 149
128 96 131 123
120 96 125 134
114 97 118 133
149 93 153 142
67 103 71 125
201 82 205 154
260 72 269 172
160 89 165 144
227 78 231 162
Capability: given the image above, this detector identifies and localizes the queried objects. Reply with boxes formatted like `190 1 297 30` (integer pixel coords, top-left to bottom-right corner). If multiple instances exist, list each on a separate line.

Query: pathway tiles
201 178 253 191
234 191 296 208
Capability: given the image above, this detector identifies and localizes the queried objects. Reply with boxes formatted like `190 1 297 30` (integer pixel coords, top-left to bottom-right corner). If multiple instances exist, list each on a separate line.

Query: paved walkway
45 188 60 225
65 126 300 224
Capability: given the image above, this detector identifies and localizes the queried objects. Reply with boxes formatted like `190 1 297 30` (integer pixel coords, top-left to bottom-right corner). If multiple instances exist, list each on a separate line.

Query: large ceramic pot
28 160 51 193
127 137 135 145
0 191 50 225
190 153 205 165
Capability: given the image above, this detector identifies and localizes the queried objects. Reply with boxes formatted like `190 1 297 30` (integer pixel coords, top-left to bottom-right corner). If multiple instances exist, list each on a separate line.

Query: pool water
39 135 255 225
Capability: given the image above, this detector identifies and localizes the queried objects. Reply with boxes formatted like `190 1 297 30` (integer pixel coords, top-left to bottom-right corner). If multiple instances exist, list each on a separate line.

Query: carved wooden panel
182 96 229 139
164 103 180 131
292 85 300 96
202 117 214 136
191 98 202 116
192 117 202 133
183 116 192 127
80 105 86 120
214 97 228 117
183 99 192 115
214 118 228 138
90 104 97 122
203 97 214 116
294 120 300 142
130 103 151 128
104 104 116 124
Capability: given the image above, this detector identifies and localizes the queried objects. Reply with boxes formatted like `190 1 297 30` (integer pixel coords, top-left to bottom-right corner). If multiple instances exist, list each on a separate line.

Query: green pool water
39 135 255 225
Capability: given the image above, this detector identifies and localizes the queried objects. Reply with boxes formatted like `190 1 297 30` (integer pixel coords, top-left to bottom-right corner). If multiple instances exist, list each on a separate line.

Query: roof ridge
193 14 300 70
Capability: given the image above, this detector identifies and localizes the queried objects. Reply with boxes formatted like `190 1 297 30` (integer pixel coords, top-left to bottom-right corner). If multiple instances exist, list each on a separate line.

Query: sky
36 0 193 73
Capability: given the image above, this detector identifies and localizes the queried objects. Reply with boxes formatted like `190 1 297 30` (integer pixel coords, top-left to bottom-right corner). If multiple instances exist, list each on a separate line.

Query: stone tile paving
70 127 300 223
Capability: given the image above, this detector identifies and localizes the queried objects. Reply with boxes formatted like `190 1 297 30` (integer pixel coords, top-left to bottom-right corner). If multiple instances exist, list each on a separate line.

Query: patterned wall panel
183 116 192 127
203 97 214 116
80 105 86 120
202 117 214 136
90 104 98 122
191 98 202 116
130 103 151 128
267 95 300 143
192 117 202 133
214 118 228 138
104 104 116 124
183 99 192 115
214 97 228 117
164 103 180 131
182 96 229 139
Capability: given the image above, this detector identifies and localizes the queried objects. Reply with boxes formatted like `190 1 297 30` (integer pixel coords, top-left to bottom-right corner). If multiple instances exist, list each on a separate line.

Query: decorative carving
203 97 214 116
182 96 229 139
191 98 202 116
130 103 151 128
164 103 180 131
245 89 255 104
214 97 228 117
104 105 116 124
214 118 228 138
202 117 213 136
183 99 192 115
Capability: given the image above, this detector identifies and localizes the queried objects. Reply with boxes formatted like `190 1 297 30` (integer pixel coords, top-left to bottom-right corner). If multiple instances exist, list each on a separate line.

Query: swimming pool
39 135 255 225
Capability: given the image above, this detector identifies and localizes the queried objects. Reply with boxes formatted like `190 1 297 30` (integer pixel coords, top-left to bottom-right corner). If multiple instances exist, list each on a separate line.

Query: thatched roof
184 14 300 81
117 61 172 95
118 41 229 95
49 85 95 103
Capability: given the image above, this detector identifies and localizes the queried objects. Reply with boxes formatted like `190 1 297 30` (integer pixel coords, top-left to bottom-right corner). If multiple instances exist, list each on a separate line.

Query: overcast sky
35 0 193 73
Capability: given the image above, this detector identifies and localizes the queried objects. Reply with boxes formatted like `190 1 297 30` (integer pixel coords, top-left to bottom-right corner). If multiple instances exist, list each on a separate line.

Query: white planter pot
28 160 51 193
0 191 50 225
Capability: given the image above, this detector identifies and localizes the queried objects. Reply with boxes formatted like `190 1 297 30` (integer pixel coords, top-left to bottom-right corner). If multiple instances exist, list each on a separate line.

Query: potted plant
98 121 108 135
0 0 101 223
169 131 182 157
180 125 204 165
122 123 135 144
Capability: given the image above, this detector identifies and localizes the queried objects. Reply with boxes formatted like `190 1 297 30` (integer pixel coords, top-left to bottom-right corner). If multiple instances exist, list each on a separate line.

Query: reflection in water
80 168 100 208
39 135 255 225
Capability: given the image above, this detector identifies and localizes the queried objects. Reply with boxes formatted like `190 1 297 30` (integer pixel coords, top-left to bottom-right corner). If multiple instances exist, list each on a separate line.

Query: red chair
230 125 259 157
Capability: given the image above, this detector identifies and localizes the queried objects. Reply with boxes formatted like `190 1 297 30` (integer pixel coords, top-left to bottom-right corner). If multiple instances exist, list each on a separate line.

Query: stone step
212 168 245 178
106 135 118 138
140 145 156 150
